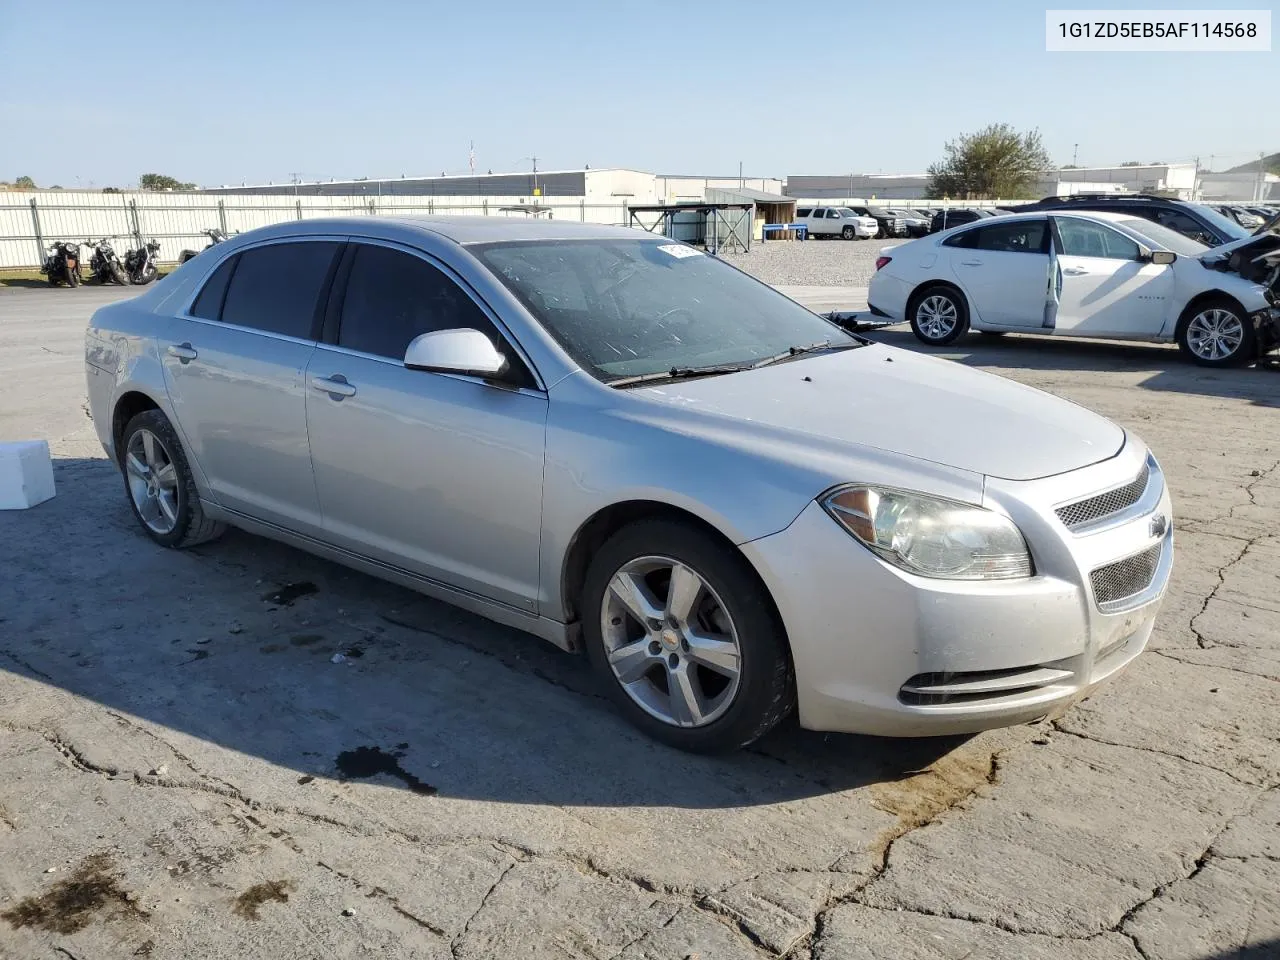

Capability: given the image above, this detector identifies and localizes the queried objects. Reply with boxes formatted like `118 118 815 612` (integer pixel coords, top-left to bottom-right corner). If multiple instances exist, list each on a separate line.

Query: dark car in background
848 205 909 239
1003 194 1250 247
928 208 995 233
886 208 932 238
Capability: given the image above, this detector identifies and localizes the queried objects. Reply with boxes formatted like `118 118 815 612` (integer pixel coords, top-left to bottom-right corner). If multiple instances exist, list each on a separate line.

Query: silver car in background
85 218 1173 752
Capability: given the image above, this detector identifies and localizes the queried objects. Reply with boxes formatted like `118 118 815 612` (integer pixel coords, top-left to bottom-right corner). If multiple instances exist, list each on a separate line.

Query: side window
972 219 1046 253
1152 209 1214 241
190 255 236 320
1056 219 1140 260
338 244 500 360
812 208 826 218
941 228 979 248
795 207 812 217
826 209 841 219
220 242 340 339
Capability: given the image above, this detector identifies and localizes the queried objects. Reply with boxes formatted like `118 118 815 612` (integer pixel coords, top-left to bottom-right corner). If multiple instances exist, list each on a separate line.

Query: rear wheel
582 520 794 753
908 285 970 346
121 409 225 548
110 262 129 285
1178 298 1256 367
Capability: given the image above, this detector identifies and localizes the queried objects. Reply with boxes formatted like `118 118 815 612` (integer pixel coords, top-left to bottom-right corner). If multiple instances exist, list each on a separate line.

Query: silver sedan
85 217 1173 752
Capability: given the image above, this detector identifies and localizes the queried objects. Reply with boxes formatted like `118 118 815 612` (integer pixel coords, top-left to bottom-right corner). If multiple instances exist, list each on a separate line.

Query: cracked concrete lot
1 285 1278 959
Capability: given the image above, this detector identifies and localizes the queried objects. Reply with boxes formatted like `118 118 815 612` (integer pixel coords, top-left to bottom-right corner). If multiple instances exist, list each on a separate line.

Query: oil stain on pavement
1 853 146 935
335 746 437 796
233 880 292 920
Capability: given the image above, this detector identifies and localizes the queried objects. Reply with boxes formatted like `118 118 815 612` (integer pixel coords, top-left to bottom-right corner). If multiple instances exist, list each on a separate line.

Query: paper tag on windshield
657 244 702 259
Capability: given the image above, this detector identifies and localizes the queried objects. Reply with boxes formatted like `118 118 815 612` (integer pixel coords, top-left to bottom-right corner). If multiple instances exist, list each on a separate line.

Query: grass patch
0 264 178 289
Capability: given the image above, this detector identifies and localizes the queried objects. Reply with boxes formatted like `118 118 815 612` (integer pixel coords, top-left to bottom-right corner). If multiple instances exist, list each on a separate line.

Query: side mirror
1150 250 1176 266
404 328 508 378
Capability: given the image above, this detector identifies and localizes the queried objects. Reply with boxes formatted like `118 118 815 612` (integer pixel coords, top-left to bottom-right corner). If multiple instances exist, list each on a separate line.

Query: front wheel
132 264 158 285
841 225 855 240
582 520 794 753
908 285 970 346
1177 299 1256 367
66 266 79 288
120 409 225 548
110 262 129 285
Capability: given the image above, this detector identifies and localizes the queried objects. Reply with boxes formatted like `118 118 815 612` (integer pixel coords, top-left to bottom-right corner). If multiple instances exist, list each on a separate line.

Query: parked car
1213 205 1265 230
794 206 878 239
87 217 1174 752
868 211 1280 366
1004 194 1250 247
847 205 908 238
886 209 931 238
928 208 993 233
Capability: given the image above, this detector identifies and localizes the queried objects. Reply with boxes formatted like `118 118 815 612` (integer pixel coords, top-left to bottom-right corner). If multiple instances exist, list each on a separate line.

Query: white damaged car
867 209 1280 366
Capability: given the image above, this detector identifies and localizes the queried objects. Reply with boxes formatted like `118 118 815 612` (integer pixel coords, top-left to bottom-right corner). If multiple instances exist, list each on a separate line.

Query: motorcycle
178 227 229 264
86 238 130 285
40 241 82 287
124 239 162 285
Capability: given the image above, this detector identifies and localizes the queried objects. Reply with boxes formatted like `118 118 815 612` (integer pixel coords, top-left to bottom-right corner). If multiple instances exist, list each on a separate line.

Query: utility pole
1258 151 1267 203
739 161 743 190
531 155 539 196
1072 143 1079 166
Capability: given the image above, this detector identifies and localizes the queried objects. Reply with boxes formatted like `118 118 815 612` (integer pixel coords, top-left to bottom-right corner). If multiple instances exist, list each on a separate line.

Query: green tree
926 124 1052 200
139 173 197 191
14 175 36 189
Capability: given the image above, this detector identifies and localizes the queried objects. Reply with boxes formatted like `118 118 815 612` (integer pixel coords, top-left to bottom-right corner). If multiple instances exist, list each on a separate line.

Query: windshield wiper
607 340 861 388
608 364 752 388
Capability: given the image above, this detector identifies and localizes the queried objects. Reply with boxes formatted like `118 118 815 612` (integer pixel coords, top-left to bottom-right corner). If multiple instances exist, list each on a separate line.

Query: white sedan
867 210 1280 366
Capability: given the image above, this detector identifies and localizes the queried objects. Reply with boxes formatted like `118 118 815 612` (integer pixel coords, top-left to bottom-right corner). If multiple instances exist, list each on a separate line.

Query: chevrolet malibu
85 218 1174 753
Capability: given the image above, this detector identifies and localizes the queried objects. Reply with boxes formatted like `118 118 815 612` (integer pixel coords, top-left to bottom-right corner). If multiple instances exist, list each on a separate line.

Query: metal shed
706 187 797 240
626 202 754 254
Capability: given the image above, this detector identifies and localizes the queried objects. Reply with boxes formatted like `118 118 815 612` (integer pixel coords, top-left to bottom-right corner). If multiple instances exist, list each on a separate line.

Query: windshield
1184 203 1250 241
866 208 891 217
1115 218 1209 257
839 208 861 218
473 239 858 382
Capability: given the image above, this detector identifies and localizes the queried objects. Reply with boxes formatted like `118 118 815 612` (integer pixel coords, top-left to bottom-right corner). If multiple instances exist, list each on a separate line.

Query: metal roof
708 187 793 203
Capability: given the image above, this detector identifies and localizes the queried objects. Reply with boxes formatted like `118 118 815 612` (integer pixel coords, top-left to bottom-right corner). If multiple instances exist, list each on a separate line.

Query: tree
926 124 1052 200
1120 161 1144 167
139 173 197 191
102 186 122 193
14 175 36 189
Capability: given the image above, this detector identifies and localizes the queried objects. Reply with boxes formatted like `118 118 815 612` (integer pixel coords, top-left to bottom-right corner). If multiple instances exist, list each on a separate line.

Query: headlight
822 486 1032 580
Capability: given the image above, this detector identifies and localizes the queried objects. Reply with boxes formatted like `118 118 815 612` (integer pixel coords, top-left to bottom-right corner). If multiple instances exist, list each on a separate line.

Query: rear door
944 218 1050 326
809 208 831 235
160 239 342 535
1051 217 1172 336
304 240 548 611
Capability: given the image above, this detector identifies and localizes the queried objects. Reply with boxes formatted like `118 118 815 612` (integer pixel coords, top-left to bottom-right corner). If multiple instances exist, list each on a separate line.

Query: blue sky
0 0 1273 187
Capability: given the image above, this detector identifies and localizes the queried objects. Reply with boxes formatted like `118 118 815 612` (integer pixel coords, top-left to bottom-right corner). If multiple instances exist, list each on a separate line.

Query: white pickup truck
794 206 878 240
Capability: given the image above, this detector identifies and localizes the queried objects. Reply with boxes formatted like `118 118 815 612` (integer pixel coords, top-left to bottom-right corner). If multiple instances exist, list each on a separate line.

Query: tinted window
1056 219 1140 259
220 242 339 339
971 220 1046 253
796 208 812 217
812 208 826 217
338 244 497 360
190 255 236 320
941 227 979 248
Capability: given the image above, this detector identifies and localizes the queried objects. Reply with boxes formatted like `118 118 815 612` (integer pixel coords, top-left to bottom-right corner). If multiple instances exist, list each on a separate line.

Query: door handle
311 375 356 399
958 259 983 266
167 342 197 363
1062 267 1089 275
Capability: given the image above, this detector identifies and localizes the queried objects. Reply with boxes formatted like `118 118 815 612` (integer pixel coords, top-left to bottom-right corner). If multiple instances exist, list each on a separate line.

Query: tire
66 266 79 288
908 284 970 346
178 250 196 264
47 273 59 287
120 409 225 549
110 262 129 286
133 264 157 286
842 225 855 240
1177 297 1256 367
581 520 795 753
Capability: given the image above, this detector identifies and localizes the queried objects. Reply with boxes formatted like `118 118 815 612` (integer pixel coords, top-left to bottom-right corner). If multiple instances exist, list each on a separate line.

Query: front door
304 241 548 612
1050 217 1172 337
945 218 1050 326
160 239 342 535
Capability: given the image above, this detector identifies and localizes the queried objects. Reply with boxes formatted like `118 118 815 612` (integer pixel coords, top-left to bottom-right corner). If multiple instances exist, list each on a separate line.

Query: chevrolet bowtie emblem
1149 514 1169 539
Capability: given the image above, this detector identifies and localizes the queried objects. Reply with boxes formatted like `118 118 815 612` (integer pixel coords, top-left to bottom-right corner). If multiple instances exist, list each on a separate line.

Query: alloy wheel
600 556 742 728
1186 309 1245 362
917 295 958 340
125 428 180 535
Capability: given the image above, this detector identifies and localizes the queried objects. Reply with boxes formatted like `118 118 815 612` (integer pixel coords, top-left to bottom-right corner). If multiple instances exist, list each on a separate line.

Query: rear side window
942 227 979 248
795 207 812 217
220 241 340 339
338 244 498 360
1056 219 1141 260
190 255 236 320
971 220 1046 253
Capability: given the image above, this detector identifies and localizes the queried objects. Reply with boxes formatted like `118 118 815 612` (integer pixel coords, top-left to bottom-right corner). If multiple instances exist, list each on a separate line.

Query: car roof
221 215 652 246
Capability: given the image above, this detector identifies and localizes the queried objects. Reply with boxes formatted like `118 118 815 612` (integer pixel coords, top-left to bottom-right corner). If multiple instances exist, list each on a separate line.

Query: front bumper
741 442 1172 736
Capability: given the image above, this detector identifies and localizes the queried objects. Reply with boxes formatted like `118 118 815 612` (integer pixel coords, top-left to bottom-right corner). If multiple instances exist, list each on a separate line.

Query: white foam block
0 440 57 510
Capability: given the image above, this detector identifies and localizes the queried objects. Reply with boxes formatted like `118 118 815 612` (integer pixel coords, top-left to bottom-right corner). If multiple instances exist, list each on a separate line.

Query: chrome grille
1056 462 1150 529
1090 543 1162 606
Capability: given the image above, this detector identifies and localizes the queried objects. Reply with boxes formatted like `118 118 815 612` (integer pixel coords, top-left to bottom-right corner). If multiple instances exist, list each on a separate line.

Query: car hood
633 344 1125 481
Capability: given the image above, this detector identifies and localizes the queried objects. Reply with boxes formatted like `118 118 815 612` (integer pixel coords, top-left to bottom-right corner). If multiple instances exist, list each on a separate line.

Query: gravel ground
722 237 909 286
